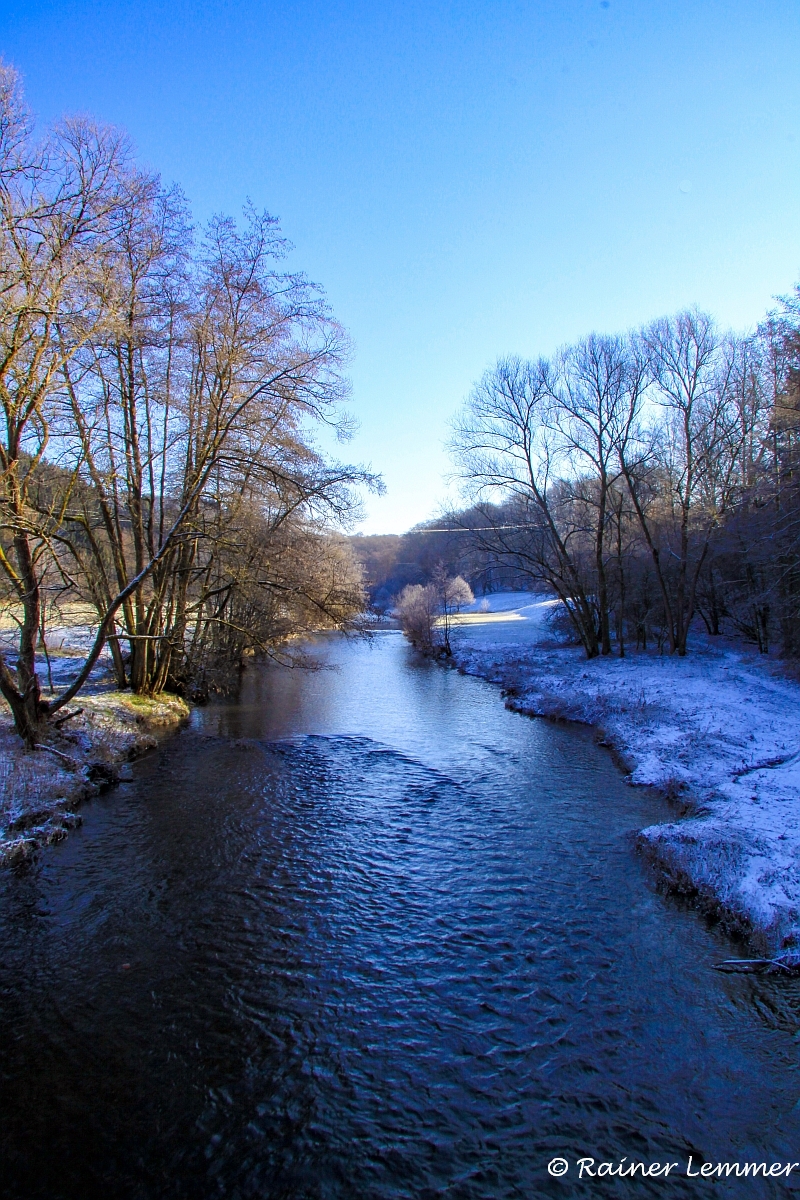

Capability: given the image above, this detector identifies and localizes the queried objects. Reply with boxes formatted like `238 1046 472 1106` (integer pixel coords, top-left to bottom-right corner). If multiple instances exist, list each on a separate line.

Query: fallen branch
714 957 796 975
33 743 78 770
52 708 83 728
732 751 799 779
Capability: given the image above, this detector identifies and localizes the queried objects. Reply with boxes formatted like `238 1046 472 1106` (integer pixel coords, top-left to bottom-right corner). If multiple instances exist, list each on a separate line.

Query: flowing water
2 632 800 1198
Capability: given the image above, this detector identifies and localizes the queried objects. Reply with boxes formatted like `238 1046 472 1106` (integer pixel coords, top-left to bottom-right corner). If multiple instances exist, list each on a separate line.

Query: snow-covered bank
0 682 189 866
452 597 800 954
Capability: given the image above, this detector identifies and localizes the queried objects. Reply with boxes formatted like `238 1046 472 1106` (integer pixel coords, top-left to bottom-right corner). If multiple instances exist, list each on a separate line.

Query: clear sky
2 0 799 532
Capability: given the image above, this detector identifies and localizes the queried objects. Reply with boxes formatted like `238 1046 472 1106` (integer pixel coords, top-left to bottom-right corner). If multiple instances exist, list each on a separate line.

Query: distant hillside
349 511 530 610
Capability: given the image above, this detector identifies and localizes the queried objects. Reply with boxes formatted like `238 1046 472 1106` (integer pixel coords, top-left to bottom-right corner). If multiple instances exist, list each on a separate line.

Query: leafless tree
0 64 378 742
450 356 603 655
52 201 376 703
0 63 129 741
396 569 472 657
549 333 646 654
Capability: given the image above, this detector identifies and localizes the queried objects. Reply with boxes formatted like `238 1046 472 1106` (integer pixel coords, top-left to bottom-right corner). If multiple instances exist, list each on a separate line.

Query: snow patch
0 684 189 864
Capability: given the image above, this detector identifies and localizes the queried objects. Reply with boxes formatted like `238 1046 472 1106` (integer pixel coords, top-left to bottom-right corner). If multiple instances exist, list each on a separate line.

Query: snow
452 596 800 954
0 674 189 865
451 594 559 645
461 591 544 614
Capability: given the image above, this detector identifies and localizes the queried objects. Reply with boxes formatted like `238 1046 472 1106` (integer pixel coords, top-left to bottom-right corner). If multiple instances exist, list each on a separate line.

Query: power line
407 525 531 534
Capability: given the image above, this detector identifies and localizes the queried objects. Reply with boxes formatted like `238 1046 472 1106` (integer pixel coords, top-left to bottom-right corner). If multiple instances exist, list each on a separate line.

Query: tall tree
56 205 369 702
450 356 602 656
0 63 128 742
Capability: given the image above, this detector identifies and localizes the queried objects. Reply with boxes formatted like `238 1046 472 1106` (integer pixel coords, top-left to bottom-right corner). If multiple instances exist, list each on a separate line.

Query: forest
358 297 800 667
0 64 374 744
449 303 800 661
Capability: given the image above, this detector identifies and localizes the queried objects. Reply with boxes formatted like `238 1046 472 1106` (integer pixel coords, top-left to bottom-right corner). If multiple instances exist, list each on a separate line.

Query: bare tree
54 204 373 703
396 583 439 655
549 333 644 654
431 564 472 656
0 64 128 741
450 356 602 655
396 568 472 657
0 65 379 742
633 310 735 654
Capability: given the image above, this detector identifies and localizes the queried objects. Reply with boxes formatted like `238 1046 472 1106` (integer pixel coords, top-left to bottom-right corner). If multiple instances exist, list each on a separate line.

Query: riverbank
0 622 191 864
451 594 800 956
0 686 189 865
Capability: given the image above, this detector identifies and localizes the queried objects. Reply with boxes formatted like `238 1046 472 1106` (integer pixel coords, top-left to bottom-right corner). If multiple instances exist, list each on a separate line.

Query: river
1 631 800 1197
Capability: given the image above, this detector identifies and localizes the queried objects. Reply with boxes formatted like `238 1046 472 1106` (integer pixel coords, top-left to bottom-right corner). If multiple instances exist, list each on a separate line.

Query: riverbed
1 631 800 1197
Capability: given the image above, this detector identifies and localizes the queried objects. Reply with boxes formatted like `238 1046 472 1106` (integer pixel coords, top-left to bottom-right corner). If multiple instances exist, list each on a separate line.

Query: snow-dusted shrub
396 571 474 657
545 601 582 645
396 584 439 654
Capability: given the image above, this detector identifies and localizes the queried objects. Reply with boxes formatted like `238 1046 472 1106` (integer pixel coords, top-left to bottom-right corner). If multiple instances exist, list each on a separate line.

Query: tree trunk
0 654 46 747
596 478 612 655
108 635 128 689
620 463 677 654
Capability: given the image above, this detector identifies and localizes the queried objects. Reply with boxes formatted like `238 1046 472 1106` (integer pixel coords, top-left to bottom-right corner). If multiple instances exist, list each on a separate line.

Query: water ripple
1 638 800 1197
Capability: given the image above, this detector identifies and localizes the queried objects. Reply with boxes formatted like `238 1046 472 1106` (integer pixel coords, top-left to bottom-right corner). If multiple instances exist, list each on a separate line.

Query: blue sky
3 0 799 532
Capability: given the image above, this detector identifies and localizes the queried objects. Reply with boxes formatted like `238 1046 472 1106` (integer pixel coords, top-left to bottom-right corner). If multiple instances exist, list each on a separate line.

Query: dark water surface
2 632 800 1198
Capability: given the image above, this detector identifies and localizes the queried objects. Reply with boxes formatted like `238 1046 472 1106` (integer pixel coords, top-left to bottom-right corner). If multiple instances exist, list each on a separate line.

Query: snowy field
0 616 115 692
451 595 800 955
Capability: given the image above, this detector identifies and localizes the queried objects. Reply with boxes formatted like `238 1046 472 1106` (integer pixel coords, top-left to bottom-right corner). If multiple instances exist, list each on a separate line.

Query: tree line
349 517 528 609
0 64 374 744
448 299 800 660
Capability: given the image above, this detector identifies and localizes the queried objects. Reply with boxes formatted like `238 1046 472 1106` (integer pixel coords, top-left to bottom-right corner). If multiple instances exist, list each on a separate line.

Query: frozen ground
452 595 800 954
0 642 189 865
